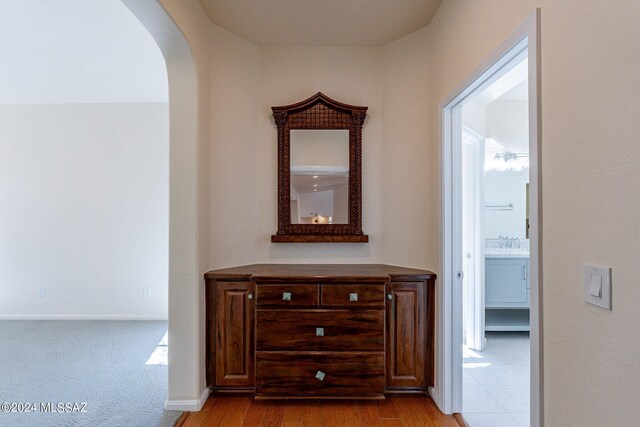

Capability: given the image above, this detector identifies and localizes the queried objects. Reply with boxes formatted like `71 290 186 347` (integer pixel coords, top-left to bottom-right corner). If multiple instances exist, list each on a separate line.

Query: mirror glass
289 130 349 224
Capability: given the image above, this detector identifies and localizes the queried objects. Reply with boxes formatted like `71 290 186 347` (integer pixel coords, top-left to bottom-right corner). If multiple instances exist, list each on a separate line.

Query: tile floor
463 332 530 427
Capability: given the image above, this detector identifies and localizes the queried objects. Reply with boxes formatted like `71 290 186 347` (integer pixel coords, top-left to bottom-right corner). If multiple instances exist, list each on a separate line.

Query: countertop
204 263 436 282
485 249 530 259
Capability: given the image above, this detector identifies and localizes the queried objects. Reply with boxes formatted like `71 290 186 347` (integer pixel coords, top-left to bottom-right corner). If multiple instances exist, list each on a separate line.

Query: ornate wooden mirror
271 92 368 243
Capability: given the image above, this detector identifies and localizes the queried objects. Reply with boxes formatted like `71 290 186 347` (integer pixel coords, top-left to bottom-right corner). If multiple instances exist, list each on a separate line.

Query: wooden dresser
204 264 436 399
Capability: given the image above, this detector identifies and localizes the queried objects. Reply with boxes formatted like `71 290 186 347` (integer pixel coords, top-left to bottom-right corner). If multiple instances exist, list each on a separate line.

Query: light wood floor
176 395 461 427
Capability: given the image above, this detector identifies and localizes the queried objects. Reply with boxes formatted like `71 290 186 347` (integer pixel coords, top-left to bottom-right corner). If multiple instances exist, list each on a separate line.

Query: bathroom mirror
271 92 368 243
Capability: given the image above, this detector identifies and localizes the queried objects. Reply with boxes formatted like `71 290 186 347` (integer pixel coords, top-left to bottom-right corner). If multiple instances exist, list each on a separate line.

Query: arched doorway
122 0 202 411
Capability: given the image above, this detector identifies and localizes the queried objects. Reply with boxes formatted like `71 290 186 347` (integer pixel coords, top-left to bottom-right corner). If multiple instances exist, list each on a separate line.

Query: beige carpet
0 320 181 427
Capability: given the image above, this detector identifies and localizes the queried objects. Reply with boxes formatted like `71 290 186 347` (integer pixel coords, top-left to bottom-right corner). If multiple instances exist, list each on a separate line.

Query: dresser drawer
321 284 385 307
256 284 319 307
256 309 384 352
256 352 384 397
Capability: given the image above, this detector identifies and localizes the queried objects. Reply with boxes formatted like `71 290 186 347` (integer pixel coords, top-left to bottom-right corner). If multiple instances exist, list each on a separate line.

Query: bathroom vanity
485 254 530 331
204 264 435 399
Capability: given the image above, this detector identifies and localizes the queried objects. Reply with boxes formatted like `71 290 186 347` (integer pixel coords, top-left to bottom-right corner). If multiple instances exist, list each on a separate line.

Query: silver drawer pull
315 370 326 381
349 293 358 302
386 293 393 301
316 327 324 337
247 293 254 300
282 292 292 301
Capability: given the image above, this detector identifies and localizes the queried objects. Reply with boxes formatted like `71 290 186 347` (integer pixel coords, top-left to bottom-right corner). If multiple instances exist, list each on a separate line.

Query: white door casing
461 126 485 351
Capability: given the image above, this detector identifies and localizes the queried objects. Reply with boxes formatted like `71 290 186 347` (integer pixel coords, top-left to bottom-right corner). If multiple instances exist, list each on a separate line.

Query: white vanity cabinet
485 257 530 331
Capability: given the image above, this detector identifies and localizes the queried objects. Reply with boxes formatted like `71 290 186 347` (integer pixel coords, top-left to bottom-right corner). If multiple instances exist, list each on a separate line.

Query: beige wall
201 24 261 269
290 130 349 169
154 0 640 422
425 0 640 424
380 26 437 269
0 103 168 319
333 185 349 224
257 47 383 262
169 30 383 268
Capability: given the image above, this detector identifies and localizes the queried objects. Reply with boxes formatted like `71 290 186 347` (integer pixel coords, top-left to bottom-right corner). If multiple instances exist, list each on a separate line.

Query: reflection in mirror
289 130 349 224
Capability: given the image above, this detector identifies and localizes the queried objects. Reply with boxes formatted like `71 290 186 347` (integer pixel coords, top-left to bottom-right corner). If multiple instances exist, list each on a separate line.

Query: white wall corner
164 387 210 412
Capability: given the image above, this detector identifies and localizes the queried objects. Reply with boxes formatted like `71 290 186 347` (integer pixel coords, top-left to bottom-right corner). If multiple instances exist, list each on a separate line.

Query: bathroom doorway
460 51 531 426
439 11 541 427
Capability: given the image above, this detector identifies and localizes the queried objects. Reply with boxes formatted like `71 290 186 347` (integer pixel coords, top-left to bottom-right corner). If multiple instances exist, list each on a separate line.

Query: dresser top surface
204 263 436 282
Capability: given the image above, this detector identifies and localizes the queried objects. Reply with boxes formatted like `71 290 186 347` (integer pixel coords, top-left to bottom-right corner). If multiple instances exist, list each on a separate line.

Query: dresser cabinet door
216 282 255 387
386 282 426 389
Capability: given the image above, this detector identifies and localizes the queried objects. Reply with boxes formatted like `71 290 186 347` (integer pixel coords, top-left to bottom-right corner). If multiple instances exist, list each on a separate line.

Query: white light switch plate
584 265 611 310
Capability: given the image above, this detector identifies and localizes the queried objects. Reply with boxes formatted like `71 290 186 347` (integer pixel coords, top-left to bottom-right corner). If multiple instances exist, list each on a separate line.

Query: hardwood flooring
176 396 460 427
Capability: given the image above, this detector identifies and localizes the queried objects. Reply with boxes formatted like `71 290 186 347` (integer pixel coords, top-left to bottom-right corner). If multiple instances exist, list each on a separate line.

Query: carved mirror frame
271 92 368 243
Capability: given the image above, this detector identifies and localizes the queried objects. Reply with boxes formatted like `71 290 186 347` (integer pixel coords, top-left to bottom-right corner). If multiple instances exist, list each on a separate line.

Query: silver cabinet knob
316 327 325 337
386 293 393 301
282 292 292 301
349 293 358 302
315 370 326 381
247 293 254 300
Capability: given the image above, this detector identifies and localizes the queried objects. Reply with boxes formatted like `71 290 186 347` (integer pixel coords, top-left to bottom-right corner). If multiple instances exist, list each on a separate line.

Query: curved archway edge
121 0 205 410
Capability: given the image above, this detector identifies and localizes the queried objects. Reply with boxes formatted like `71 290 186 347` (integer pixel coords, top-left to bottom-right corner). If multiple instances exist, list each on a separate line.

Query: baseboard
0 314 168 320
429 387 451 415
165 387 210 412
430 386 445 412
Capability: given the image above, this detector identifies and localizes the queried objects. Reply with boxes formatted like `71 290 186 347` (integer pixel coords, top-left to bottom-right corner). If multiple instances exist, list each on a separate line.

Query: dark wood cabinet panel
205 279 216 386
256 352 384 397
215 282 255 387
205 265 436 398
386 282 426 389
256 309 384 352
321 284 385 307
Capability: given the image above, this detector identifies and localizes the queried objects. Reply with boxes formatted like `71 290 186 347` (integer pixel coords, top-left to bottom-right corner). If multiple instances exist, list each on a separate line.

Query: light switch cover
589 275 602 297
584 265 611 310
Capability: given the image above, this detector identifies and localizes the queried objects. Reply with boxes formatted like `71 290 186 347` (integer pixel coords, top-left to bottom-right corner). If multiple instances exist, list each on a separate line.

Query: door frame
436 9 542 426
461 125 485 352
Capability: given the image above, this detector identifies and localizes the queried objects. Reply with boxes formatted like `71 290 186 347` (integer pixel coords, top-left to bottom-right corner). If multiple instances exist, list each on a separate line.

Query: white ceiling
198 0 442 47
473 58 528 106
497 80 528 102
461 56 529 156
292 174 348 193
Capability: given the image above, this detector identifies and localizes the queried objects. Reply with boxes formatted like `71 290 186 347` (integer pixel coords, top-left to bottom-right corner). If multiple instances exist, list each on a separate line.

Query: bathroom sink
484 248 530 258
